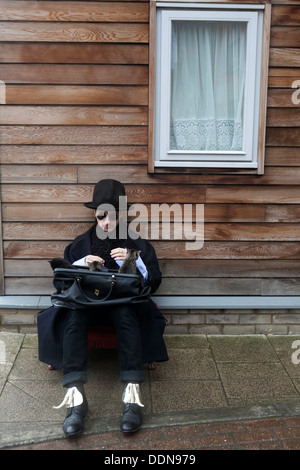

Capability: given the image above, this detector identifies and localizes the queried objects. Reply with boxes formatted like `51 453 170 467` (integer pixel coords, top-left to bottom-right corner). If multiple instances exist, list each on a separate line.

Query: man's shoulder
64 224 94 262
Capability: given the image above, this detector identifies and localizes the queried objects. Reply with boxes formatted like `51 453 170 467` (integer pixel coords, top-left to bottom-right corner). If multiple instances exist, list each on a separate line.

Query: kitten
118 249 141 275
49 257 103 272
86 260 104 271
49 257 74 270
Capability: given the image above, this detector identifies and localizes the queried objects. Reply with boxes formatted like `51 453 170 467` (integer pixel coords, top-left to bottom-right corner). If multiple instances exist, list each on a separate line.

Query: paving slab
0 332 24 395
207 335 279 362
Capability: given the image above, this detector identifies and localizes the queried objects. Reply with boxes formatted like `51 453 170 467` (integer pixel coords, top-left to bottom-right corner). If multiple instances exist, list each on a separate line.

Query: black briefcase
51 268 151 310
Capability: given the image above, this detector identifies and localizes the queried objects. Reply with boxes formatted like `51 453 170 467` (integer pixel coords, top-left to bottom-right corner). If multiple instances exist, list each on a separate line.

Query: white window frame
149 2 271 173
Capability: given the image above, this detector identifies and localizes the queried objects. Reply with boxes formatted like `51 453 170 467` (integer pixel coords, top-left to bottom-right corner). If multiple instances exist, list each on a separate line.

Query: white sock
122 383 144 407
53 386 83 409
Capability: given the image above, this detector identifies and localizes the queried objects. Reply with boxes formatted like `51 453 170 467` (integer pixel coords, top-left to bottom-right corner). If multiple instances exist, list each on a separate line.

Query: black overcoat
37 225 169 369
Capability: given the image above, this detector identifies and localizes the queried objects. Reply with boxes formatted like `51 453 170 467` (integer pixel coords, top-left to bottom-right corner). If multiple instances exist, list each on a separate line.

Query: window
149 2 271 172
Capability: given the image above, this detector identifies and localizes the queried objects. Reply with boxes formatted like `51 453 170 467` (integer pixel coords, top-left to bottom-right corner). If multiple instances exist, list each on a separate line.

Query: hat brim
83 202 129 210
83 202 98 209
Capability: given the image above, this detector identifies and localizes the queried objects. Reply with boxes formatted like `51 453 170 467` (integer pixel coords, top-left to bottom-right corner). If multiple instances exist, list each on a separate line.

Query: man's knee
111 305 139 329
65 309 89 330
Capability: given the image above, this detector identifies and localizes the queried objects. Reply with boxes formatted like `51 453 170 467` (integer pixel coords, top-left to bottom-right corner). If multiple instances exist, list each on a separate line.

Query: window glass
170 21 247 153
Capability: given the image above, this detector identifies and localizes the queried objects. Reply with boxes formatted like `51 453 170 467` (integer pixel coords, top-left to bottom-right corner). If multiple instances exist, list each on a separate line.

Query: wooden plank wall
0 0 300 299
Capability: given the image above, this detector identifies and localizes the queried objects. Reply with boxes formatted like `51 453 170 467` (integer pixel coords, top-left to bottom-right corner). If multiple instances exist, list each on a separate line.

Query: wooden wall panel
4 240 300 260
0 65 148 84
2 203 265 222
0 106 148 126
0 44 149 64
271 5 300 24
6 258 300 278
5 86 149 105
0 2 149 22
0 0 300 299
0 126 148 145
0 23 149 43
0 145 148 164
3 221 300 242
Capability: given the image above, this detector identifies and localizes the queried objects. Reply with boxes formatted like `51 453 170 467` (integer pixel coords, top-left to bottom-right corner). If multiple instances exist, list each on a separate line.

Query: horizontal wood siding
0 0 300 298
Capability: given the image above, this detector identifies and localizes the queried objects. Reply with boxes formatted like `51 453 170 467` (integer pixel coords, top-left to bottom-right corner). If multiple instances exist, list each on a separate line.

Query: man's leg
62 308 89 386
55 309 89 437
109 304 145 432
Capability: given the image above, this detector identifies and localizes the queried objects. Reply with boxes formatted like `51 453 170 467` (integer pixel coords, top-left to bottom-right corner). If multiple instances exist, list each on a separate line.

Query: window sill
149 164 262 175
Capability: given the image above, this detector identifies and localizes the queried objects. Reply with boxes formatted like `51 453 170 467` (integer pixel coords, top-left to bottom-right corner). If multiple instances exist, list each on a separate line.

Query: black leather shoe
63 401 87 437
54 385 88 438
121 403 142 433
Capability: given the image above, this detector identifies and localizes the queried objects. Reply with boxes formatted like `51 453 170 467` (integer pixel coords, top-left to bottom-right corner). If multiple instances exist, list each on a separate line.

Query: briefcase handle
75 274 117 303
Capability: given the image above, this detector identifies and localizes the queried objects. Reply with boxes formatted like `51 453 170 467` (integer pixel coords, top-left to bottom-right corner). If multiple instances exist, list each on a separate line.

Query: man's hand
85 255 105 266
110 248 127 261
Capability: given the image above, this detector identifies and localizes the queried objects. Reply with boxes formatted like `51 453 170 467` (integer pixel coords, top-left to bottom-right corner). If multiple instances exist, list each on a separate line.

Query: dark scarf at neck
90 223 124 269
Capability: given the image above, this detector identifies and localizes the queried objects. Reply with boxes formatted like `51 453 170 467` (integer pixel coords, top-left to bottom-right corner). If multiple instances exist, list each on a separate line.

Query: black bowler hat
84 179 126 210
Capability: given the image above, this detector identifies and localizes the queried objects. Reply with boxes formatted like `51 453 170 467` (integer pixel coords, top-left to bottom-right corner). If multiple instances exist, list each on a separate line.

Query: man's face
94 210 119 232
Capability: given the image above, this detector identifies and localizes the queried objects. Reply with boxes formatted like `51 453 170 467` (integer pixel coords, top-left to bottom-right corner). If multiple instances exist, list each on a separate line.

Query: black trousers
62 304 145 387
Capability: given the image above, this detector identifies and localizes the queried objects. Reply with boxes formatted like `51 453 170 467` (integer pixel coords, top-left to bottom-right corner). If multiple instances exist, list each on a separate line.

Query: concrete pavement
1 332 300 450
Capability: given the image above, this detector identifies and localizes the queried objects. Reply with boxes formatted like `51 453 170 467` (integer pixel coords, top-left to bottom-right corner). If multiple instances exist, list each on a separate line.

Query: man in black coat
37 179 168 438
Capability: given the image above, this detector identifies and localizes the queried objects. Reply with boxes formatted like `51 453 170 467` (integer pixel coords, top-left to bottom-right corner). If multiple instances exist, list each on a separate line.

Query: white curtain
170 21 246 152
